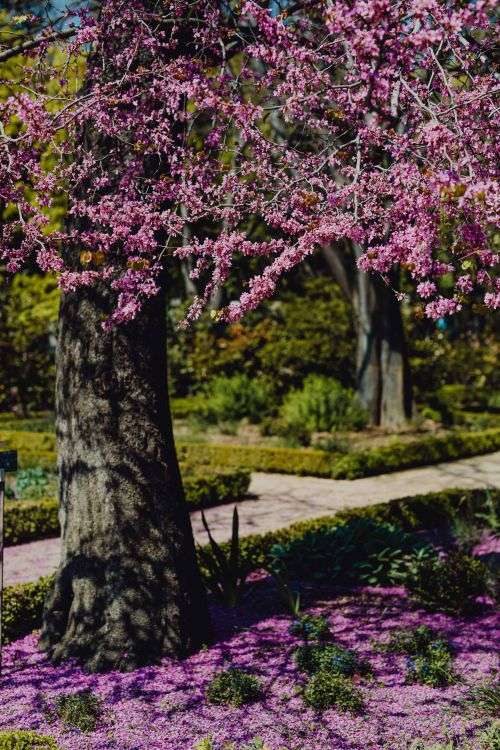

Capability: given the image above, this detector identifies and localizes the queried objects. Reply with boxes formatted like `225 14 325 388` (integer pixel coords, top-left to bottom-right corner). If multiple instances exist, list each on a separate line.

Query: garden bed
0 578 498 750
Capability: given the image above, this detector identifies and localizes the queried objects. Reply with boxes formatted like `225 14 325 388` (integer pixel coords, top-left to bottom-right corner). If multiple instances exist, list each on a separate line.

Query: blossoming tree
0 0 498 670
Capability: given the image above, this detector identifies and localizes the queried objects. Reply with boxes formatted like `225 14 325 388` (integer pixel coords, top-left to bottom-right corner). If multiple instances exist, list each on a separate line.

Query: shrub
302 672 364 712
2 575 53 644
4 499 59 546
405 648 457 688
54 690 101 732
203 374 273 424
280 376 367 437
269 518 430 586
331 428 500 479
294 643 368 678
205 668 263 707
406 551 491 614
289 615 330 642
0 732 59 750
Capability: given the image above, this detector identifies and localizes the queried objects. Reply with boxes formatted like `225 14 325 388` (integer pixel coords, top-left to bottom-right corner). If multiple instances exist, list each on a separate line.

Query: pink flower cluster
0 0 498 325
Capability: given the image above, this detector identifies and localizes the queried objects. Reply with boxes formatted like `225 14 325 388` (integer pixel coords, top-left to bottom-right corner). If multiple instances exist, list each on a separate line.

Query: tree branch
0 27 75 64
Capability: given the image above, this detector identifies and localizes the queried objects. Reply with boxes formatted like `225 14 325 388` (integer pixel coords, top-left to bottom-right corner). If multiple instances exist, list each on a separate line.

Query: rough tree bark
40 283 211 672
322 243 412 428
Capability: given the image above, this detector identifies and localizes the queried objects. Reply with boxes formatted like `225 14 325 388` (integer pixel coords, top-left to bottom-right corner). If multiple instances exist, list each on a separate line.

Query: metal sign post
0 450 17 677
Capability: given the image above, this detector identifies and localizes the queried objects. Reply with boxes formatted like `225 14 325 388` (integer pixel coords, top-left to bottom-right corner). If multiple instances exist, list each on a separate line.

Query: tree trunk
40 283 211 672
355 266 412 429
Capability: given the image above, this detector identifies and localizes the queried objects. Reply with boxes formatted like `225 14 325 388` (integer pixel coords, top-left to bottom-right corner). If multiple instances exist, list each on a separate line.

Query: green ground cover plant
205 669 263 708
302 672 364 712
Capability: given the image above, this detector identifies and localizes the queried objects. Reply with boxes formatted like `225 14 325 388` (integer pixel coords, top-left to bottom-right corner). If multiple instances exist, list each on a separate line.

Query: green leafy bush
407 551 491 614
476 720 500 749
280 375 367 438
289 615 330 641
302 672 364 712
203 374 273 424
205 668 263 707
54 690 101 732
0 731 59 749
294 643 368 678
269 518 430 585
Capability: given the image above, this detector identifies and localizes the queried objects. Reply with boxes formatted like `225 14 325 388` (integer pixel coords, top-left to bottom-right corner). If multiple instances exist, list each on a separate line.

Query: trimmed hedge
3 575 53 645
4 467 250 546
3 487 497 645
2 426 500 478
330 428 500 479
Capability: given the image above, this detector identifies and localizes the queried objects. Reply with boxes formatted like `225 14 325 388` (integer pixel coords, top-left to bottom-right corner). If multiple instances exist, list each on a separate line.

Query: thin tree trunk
40 283 211 672
354 262 412 428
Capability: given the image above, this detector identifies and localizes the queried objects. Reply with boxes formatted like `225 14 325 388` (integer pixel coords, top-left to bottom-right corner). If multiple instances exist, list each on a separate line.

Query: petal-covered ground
1 579 498 750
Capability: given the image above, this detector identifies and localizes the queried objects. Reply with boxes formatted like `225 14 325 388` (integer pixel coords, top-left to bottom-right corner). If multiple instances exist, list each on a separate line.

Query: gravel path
5 451 500 586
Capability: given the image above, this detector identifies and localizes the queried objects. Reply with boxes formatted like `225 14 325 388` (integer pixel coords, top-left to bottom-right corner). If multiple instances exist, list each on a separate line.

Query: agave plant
197 506 248 607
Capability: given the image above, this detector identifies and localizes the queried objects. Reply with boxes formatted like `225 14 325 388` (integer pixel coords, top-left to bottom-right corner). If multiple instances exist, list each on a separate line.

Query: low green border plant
4 487 497 645
0 731 60 749
4 467 250 546
3 426 499 478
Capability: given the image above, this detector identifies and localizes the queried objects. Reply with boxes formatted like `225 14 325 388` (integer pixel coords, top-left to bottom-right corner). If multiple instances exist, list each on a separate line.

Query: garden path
5 450 500 586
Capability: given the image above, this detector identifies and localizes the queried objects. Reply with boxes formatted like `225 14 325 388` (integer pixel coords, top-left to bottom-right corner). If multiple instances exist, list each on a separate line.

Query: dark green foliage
205 668 263 707
476 721 500 750
272 569 301 617
0 731 59 749
268 518 430 585
54 690 102 732
279 376 367 439
407 551 491 614
197 507 249 606
183 468 250 511
289 615 330 641
405 648 457 688
294 643 368 678
377 625 451 658
170 277 355 397
302 672 364 712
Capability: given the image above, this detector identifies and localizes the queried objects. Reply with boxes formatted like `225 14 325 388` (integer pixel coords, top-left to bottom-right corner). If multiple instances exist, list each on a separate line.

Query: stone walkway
5 451 500 586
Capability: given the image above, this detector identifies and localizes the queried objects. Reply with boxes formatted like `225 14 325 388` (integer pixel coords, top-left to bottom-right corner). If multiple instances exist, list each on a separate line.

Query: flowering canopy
0 0 498 327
